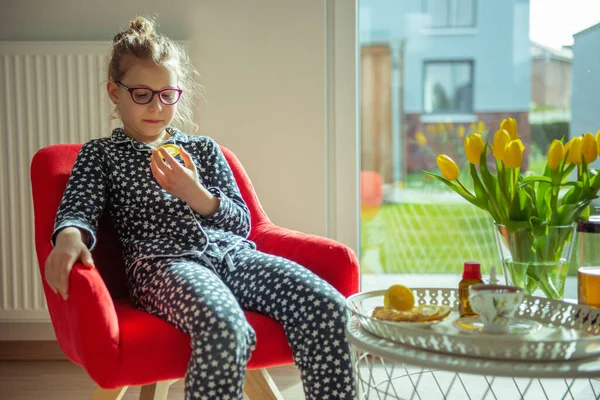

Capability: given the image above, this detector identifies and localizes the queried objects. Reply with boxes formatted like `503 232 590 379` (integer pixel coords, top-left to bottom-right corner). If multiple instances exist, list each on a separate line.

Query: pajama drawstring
224 253 236 272
199 253 218 274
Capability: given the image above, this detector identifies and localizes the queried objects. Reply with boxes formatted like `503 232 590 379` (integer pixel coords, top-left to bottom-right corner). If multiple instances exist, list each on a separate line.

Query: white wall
0 0 327 236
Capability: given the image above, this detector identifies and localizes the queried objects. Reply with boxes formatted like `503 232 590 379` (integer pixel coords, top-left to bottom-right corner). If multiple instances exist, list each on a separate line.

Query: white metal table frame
346 316 600 400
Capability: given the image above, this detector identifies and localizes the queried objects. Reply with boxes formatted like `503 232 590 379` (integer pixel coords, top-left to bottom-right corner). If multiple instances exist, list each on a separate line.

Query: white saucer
452 316 542 335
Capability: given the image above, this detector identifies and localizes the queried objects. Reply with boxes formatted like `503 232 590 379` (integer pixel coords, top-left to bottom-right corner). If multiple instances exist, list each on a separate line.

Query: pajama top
52 127 256 270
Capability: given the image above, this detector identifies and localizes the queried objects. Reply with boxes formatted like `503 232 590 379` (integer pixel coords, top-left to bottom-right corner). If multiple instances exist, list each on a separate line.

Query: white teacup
468 284 524 334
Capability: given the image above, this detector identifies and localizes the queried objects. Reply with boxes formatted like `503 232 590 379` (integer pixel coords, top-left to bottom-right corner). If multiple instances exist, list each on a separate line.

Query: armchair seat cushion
96 300 293 387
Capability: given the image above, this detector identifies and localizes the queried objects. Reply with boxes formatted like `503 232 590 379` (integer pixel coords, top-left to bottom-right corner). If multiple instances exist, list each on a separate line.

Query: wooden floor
0 361 306 400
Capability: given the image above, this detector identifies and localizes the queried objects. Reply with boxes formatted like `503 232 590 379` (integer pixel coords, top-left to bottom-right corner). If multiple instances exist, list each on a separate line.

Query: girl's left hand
150 146 202 203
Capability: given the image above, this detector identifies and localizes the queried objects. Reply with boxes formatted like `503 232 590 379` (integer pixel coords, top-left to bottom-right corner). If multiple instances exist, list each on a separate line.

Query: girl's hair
108 16 202 132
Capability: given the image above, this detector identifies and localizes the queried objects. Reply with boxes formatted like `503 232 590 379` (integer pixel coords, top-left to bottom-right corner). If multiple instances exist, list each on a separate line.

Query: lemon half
383 284 415 311
158 144 181 158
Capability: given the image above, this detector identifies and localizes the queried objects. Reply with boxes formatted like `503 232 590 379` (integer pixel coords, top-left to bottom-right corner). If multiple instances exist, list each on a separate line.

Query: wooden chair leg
90 386 129 400
139 379 178 400
244 369 284 400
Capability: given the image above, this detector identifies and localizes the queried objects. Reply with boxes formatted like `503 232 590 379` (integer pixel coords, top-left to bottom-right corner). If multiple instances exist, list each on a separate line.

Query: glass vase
493 222 577 300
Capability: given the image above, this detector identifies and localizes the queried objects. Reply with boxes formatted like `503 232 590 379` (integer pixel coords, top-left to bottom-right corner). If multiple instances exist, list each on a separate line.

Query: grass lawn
361 202 498 274
361 200 581 276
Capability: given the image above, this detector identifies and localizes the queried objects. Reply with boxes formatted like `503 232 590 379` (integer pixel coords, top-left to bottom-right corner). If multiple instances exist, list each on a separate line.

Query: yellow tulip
565 137 584 165
437 123 446 134
415 132 427 147
493 129 511 161
582 132 598 163
436 154 460 180
464 133 485 164
457 125 465 138
500 117 518 140
547 140 565 170
565 137 583 165
504 139 524 168
427 124 436 134
596 130 600 156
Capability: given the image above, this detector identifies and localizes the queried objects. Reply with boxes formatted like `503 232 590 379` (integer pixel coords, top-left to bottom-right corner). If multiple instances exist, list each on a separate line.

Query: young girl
44 16 356 400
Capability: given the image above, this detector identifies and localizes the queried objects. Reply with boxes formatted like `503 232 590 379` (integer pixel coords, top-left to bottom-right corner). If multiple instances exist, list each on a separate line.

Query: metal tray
346 288 600 361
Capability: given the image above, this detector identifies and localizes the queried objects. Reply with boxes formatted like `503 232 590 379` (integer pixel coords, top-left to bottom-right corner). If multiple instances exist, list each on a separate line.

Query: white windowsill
420 114 478 124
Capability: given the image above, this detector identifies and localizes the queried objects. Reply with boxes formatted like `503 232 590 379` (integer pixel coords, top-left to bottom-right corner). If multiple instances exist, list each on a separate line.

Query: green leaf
504 220 530 233
536 182 551 220
543 164 553 178
557 201 590 226
496 157 510 202
469 164 489 206
423 171 486 209
562 183 583 205
509 192 523 221
478 147 506 219
529 216 548 236
582 205 591 221
523 185 537 218
591 170 600 190
518 176 552 188
561 164 576 183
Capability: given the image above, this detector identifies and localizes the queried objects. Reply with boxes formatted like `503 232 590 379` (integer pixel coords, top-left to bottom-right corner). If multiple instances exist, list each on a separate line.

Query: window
424 61 474 114
424 0 477 28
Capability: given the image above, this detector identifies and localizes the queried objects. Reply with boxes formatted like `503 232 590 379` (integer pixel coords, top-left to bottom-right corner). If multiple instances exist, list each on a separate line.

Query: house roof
574 22 600 38
531 41 572 62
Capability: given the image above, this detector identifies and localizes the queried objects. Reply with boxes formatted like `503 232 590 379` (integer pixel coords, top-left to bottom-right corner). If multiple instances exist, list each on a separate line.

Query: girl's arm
52 140 108 250
195 138 251 238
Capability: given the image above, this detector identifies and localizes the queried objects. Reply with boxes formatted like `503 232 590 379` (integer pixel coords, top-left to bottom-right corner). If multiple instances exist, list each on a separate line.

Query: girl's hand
150 147 214 210
45 227 95 300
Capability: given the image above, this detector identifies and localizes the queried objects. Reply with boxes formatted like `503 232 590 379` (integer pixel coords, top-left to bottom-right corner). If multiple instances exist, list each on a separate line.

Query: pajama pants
127 245 356 400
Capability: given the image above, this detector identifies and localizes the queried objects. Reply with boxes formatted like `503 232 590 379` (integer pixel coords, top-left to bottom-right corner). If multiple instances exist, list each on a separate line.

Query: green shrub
530 121 569 151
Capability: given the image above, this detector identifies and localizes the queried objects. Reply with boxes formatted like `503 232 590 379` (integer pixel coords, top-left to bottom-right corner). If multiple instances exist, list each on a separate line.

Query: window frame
422 59 475 115
423 0 478 29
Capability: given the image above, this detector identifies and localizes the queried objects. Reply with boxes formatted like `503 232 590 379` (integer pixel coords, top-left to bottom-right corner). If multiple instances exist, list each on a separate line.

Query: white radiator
0 42 113 322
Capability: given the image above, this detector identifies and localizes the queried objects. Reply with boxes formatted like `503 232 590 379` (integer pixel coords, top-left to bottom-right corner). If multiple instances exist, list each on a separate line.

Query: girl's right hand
45 227 95 300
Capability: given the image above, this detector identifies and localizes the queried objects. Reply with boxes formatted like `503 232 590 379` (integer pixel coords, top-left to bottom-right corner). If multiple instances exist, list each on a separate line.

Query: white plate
452 316 542 336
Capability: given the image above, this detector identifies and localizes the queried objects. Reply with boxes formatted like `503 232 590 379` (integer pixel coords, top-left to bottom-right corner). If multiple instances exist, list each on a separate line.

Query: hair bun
129 16 155 36
112 16 155 44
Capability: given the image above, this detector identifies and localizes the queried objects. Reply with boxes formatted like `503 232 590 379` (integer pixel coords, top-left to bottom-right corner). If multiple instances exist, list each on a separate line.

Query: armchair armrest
44 259 120 385
250 223 360 297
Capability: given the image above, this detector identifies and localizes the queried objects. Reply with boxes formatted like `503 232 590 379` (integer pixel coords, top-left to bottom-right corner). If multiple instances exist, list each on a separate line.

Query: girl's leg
128 257 256 400
219 249 356 400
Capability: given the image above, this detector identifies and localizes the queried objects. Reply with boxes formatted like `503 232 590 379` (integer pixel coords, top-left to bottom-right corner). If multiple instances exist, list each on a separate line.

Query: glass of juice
578 215 600 308
578 267 600 308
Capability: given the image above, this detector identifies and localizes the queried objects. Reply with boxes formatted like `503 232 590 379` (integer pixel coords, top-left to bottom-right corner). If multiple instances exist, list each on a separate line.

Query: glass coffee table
346 314 600 399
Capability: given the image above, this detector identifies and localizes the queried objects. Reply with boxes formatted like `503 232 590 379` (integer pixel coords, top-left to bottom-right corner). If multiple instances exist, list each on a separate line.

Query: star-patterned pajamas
52 127 356 400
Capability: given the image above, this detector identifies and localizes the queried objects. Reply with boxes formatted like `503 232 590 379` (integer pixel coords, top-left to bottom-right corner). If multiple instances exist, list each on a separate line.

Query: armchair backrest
31 143 269 300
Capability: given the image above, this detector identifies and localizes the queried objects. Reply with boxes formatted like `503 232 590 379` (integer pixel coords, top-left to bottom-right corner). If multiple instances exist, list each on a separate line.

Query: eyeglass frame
116 81 183 105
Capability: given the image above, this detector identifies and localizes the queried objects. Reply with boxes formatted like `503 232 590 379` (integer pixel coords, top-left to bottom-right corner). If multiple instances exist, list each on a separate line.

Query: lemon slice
414 304 452 322
158 144 180 158
383 284 415 311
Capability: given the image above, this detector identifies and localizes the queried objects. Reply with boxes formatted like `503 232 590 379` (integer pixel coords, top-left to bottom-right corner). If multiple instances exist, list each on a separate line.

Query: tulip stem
510 167 517 200
457 180 474 197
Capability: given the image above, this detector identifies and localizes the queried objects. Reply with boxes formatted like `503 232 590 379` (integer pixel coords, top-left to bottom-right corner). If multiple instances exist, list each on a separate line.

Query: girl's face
107 60 179 143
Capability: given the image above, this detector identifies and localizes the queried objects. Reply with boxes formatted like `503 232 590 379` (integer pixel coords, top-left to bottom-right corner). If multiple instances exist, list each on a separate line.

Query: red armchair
30 143 360 400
